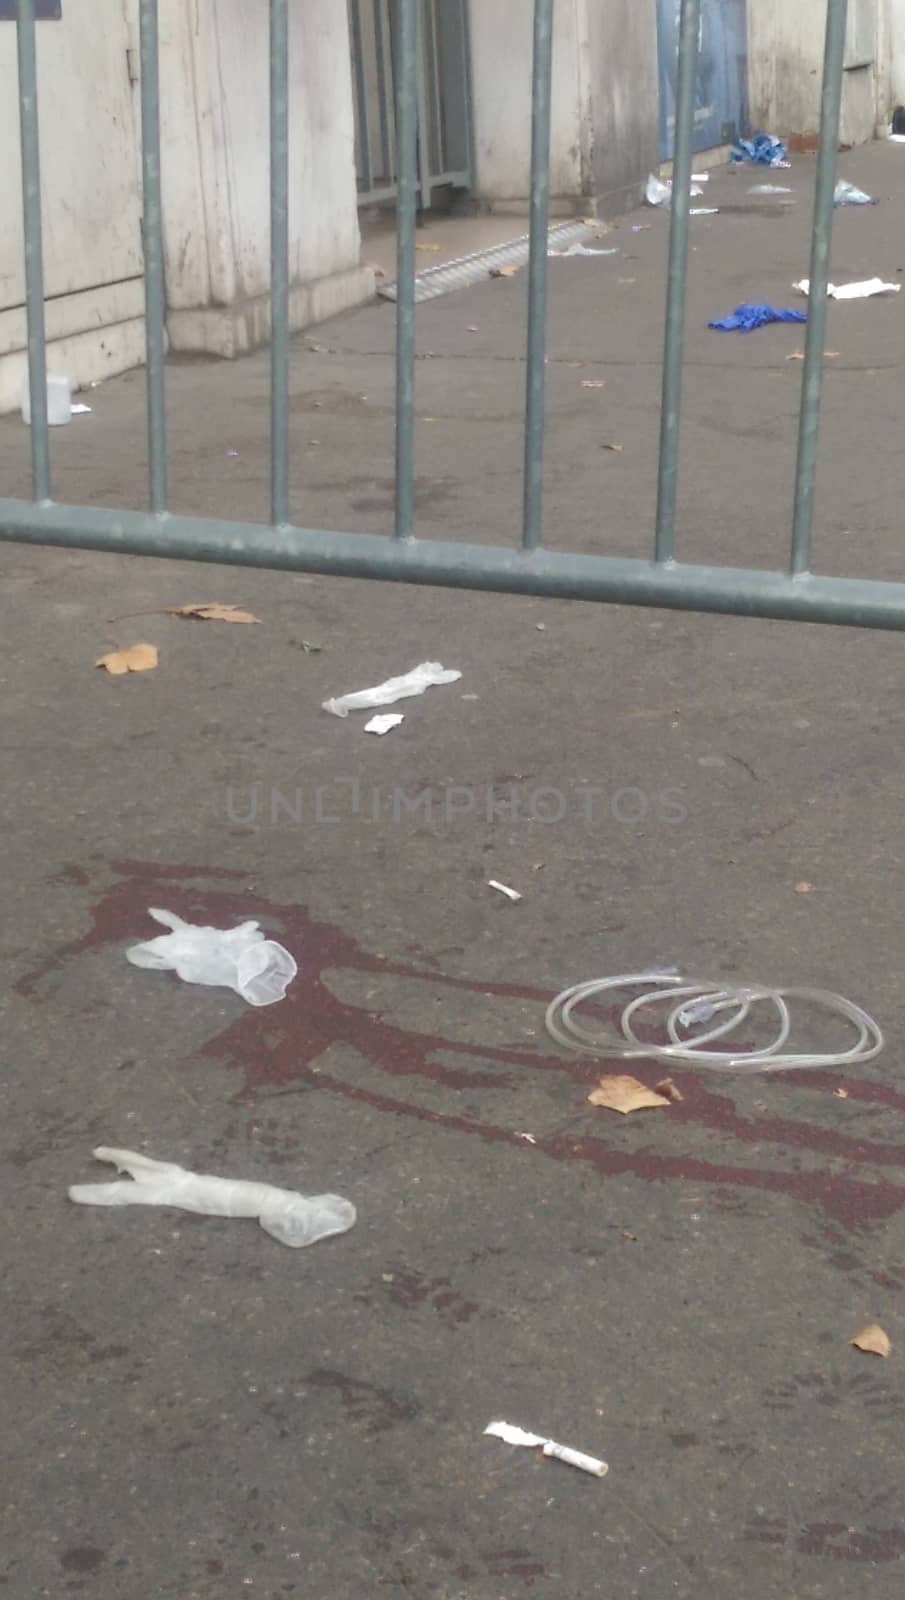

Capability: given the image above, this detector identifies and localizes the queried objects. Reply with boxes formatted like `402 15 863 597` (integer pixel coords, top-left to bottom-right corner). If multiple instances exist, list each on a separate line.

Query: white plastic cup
20 372 72 427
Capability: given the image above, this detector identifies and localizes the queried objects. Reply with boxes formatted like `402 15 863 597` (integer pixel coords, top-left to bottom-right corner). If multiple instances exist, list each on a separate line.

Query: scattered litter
548 243 618 257
795 277 901 300
645 173 672 207
515 1132 537 1145
96 642 158 676
602 443 624 453
127 908 297 1007
834 179 877 206
546 973 884 1074
631 224 652 232
709 304 807 332
786 350 839 360
490 264 520 278
849 1323 891 1358
168 602 259 624
656 1077 684 1103
581 379 606 388
794 881 813 894
588 1074 672 1115
299 639 322 653
730 133 789 167
416 241 442 252
485 1421 608 1478
69 1148 355 1249
690 208 719 216
834 1087 849 1099
466 324 479 333
365 713 404 736
623 1230 638 1242
536 621 546 630
323 662 461 718
749 184 793 195
226 447 239 456
488 880 522 903
70 402 92 415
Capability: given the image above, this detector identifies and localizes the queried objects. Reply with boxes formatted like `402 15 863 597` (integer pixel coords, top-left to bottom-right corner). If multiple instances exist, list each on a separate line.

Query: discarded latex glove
795 277 901 300
322 661 461 717
834 180 877 206
709 303 807 332
645 174 703 208
69 1148 356 1248
730 133 789 167
127 908 297 1006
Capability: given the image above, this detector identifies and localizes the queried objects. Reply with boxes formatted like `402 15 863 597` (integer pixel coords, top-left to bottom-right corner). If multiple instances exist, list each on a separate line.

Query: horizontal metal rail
2 499 905 631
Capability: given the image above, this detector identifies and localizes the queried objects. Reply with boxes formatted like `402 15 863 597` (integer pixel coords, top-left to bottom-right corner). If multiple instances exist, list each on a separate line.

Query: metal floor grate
378 220 600 302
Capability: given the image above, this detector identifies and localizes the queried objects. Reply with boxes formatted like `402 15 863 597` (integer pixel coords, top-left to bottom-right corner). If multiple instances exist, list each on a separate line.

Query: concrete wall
585 0 660 214
748 0 881 147
468 0 659 214
161 0 372 357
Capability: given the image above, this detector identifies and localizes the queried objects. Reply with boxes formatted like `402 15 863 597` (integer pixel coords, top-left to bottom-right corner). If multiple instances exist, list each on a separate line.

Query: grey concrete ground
3 143 905 1599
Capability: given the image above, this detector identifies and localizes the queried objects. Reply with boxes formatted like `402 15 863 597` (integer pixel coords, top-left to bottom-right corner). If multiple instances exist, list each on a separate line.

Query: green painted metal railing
5 0 904 631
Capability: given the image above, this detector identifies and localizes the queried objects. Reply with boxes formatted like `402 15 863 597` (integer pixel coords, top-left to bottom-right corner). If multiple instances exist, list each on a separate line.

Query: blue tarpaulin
709 304 808 332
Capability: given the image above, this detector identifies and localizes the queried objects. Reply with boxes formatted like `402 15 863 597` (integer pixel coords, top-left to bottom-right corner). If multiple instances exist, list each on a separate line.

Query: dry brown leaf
490 264 520 279
167 602 259 625
581 379 606 389
834 1087 849 1099
794 881 813 894
96 642 158 676
656 1077 684 1103
850 1323 891 1358
588 1074 671 1115
602 443 624 453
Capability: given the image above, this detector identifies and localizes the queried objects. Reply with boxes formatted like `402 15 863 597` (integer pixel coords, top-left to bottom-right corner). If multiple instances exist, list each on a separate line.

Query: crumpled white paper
69 1148 356 1248
548 242 618 257
322 661 461 717
484 1420 608 1477
365 713 405 735
645 174 705 207
126 908 297 1006
795 277 901 300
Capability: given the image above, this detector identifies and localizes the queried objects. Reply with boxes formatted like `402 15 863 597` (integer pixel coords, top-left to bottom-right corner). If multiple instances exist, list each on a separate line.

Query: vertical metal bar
16 0 50 501
653 0 701 564
350 0 373 194
789 0 848 576
415 0 433 208
394 0 419 539
521 0 554 551
270 0 290 527
427 0 444 172
373 0 392 183
139 0 167 513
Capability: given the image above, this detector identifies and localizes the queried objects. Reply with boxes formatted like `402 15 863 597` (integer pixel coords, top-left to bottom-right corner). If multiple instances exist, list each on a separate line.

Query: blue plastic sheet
709 304 808 333
730 133 788 167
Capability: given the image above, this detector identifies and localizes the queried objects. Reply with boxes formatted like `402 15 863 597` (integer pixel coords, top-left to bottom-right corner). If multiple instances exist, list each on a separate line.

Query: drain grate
378 221 603 303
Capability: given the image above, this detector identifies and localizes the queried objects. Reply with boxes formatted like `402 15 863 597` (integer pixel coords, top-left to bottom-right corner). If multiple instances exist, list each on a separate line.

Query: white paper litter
795 277 901 300
749 184 793 194
548 242 618 257
69 1148 356 1248
365 713 404 735
833 179 876 206
488 880 522 902
485 1420 608 1478
890 133 905 143
645 173 672 207
323 661 461 717
70 402 92 414
690 208 719 215
126 908 297 1006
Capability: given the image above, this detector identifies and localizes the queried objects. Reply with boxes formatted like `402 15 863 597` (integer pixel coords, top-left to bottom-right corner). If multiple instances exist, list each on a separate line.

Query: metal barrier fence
4 0 905 631
350 0 472 209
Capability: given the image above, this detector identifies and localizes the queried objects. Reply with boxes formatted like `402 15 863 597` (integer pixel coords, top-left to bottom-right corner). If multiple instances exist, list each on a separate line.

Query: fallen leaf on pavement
96 642 158 676
588 1075 671 1115
850 1323 891 1358
656 1077 684 1102
490 264 520 279
167 602 259 624
602 443 624 453
581 379 606 389
794 881 813 894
